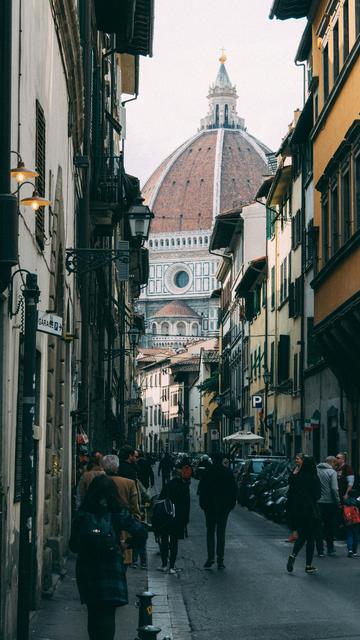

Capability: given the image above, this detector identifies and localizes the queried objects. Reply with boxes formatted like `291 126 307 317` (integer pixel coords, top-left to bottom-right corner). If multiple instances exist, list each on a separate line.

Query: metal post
136 590 154 629
17 273 40 640
138 626 162 640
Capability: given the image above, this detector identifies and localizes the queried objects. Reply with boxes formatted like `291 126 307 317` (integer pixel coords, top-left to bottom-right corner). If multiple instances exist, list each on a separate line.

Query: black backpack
70 511 117 556
151 498 175 534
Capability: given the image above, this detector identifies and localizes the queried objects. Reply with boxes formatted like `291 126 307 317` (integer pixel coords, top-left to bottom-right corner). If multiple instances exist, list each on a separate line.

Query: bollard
136 590 155 628
138 625 162 640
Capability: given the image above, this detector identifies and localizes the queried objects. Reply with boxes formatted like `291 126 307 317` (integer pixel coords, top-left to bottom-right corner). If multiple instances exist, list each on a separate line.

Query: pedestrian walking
157 464 190 574
316 456 340 556
136 450 155 490
118 445 138 481
286 456 321 574
198 451 236 570
336 452 355 501
79 451 105 500
285 452 304 543
69 475 147 640
158 451 173 488
336 452 359 557
101 454 141 519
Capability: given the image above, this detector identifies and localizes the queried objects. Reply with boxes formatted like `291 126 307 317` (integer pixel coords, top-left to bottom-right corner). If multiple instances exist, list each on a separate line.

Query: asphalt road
174 481 360 640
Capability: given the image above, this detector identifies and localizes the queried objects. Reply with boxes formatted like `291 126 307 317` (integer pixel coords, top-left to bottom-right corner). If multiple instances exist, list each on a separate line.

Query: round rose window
174 270 189 288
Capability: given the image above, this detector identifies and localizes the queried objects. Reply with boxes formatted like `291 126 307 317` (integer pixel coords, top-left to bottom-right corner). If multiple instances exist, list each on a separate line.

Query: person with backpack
69 475 147 640
155 464 190 574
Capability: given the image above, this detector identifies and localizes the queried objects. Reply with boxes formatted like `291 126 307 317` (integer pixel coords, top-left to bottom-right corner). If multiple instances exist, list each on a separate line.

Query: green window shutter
278 334 290 384
245 292 255 321
271 266 275 309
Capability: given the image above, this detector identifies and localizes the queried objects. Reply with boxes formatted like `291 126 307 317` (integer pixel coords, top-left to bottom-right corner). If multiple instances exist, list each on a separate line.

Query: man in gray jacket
316 456 340 556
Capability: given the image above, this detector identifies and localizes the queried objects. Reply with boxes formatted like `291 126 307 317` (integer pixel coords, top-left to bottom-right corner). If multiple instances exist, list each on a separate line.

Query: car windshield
252 460 265 474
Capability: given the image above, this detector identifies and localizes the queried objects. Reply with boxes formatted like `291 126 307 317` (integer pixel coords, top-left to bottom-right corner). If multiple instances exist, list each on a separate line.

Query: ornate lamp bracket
65 242 129 277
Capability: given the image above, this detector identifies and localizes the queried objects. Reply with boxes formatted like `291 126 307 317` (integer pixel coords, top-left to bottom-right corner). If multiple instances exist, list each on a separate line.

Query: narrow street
149 482 360 640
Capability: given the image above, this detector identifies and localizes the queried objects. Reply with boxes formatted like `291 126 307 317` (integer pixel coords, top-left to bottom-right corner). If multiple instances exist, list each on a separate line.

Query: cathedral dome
153 301 200 319
142 57 273 234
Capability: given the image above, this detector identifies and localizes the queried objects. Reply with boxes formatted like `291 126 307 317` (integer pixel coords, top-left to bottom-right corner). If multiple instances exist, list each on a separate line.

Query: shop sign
37 311 63 337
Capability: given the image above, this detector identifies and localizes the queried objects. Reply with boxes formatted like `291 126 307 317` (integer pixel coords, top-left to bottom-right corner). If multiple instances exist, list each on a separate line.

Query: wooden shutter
278 334 290 384
35 100 46 250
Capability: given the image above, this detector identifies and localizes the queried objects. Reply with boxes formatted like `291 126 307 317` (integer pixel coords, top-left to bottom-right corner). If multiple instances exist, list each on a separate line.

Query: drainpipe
0 0 18 293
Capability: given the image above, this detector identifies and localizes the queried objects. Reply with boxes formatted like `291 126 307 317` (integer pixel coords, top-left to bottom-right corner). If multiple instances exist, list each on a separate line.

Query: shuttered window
35 100 46 250
14 337 25 503
278 334 290 384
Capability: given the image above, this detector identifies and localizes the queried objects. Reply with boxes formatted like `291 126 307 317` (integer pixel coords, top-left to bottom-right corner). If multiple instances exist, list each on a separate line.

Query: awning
235 257 267 296
267 165 292 206
256 176 274 199
223 431 264 444
94 0 154 57
269 0 311 20
209 210 241 251
291 94 313 145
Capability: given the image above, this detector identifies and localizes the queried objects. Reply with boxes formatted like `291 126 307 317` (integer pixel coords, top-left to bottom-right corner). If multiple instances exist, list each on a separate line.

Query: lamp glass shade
128 326 140 347
10 161 39 184
128 201 154 240
20 190 51 210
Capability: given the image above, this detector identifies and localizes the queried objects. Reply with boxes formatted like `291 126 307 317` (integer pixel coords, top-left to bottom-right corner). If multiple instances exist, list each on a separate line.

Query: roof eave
269 0 311 20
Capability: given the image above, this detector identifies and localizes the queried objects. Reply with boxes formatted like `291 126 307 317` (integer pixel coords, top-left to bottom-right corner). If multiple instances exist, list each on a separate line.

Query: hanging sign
37 311 63 337
252 395 263 409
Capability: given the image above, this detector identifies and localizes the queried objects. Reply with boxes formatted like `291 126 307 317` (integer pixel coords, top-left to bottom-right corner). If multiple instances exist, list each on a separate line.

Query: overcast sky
124 0 306 188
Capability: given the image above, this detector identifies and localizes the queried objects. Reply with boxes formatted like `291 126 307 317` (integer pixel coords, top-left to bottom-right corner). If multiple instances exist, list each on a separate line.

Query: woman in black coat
70 475 147 640
286 456 321 574
158 465 190 573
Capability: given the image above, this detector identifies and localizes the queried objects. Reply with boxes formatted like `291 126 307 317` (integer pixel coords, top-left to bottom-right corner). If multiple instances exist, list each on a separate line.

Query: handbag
342 505 360 525
76 426 89 445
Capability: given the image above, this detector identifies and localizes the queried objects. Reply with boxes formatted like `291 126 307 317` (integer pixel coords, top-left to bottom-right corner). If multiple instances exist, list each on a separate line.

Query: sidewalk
29 554 147 640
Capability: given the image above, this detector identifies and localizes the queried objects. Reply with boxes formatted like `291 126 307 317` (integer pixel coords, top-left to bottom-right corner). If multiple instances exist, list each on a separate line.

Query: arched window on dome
192 323 199 337
155 240 158 247
160 239 164 247
152 323 157 335
161 322 170 336
149 240 153 247
171 238 175 246
199 237 203 245
193 237 197 245
224 104 229 127
166 238 170 246
187 237 191 245
204 236 208 244
177 238 181 246
177 322 186 336
215 104 219 126
182 238 186 246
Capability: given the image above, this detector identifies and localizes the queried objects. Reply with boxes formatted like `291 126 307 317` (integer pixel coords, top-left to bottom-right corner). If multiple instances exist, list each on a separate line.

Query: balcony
90 155 123 233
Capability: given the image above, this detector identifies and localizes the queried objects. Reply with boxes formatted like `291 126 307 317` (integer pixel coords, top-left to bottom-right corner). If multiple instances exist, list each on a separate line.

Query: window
323 44 329 101
271 266 275 309
258 346 261 378
331 184 339 255
35 100 46 250
174 270 189 288
270 342 275 385
355 154 360 230
322 197 329 264
278 335 290 384
293 353 298 393
292 210 302 249
161 322 169 336
343 0 349 60
266 207 276 239
152 323 157 335
177 322 186 336
215 104 219 126
192 323 199 336
342 170 351 243
280 258 288 304
305 220 314 268
333 21 339 81
224 104 229 126
307 317 321 367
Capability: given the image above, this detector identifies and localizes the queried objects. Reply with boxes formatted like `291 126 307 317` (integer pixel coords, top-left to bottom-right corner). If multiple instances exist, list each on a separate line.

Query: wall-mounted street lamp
13 180 51 210
10 151 39 184
263 367 271 386
128 325 141 350
127 196 154 243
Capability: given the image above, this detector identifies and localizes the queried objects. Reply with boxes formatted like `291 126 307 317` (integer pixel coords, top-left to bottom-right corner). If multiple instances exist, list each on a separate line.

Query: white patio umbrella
223 430 264 444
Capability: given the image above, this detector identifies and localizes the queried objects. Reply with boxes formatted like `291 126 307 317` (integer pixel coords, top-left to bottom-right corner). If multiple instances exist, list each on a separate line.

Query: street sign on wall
37 311 63 337
252 395 263 409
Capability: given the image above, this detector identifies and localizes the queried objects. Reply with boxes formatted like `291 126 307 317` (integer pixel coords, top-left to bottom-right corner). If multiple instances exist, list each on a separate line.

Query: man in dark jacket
198 452 236 569
118 446 138 482
136 451 155 490
158 465 190 573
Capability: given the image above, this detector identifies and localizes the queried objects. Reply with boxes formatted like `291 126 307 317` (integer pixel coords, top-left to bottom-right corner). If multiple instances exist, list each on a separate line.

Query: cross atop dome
200 54 245 131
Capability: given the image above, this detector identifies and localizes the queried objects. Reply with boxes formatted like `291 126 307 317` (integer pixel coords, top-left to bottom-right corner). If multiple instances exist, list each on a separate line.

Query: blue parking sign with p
252 395 263 409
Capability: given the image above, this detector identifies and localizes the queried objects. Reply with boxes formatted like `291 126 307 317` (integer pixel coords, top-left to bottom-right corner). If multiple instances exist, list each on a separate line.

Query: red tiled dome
142 128 272 234
153 301 200 318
